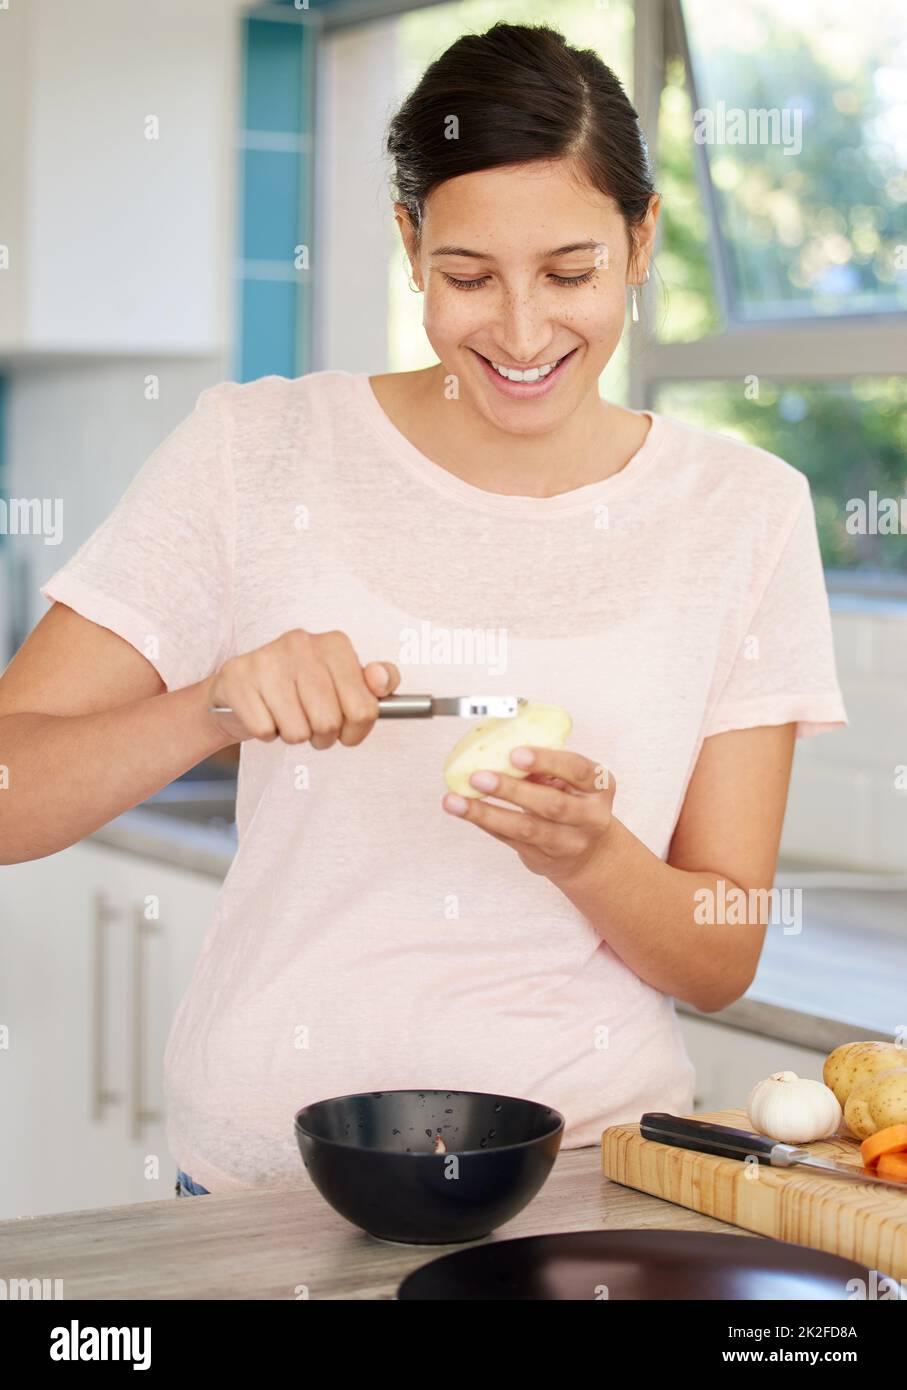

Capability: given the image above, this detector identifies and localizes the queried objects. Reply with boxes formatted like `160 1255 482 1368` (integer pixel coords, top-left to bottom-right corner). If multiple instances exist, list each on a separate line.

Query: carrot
859 1123 907 1169
876 1152 907 1182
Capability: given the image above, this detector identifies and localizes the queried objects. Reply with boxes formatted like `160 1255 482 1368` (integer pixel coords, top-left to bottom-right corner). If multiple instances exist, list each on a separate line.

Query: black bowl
294 1089 564 1244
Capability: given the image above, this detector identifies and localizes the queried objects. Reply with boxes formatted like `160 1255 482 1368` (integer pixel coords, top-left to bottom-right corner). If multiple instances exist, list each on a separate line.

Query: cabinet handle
91 892 122 1121
131 906 163 1141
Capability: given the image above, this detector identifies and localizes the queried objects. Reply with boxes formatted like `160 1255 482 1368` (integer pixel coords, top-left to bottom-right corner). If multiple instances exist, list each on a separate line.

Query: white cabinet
678 1014 828 1114
0 840 221 1218
0 0 236 355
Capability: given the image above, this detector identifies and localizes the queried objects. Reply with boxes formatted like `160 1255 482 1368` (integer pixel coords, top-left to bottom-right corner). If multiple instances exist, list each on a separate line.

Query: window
641 0 907 586
679 0 907 322
654 377 907 575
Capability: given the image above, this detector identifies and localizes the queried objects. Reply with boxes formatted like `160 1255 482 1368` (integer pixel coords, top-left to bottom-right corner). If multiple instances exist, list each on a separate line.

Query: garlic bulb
747 1071 842 1144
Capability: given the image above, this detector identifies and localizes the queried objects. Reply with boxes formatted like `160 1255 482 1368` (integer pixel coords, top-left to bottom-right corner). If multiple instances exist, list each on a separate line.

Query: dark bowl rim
294 1088 566 1158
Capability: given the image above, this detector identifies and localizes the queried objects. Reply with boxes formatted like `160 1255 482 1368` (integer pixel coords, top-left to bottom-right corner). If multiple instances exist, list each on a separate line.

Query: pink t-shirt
41 370 846 1191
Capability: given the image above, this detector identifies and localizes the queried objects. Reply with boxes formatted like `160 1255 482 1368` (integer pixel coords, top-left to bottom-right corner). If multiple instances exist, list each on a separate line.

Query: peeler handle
209 694 436 718
374 694 434 717
640 1112 779 1163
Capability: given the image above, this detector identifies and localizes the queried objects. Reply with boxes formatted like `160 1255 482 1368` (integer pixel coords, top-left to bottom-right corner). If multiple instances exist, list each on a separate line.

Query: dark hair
385 21 656 272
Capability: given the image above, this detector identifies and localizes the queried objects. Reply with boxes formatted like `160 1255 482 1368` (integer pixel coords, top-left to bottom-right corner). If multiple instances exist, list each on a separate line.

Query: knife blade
209 694 526 719
640 1112 907 1193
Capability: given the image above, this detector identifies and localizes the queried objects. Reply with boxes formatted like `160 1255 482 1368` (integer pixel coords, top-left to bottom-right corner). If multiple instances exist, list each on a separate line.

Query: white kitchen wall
1 0 241 354
0 0 29 342
1 0 247 644
5 358 229 639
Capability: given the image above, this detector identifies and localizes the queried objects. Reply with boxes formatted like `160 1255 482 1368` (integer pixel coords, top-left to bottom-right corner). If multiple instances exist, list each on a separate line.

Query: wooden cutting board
602 1107 907 1282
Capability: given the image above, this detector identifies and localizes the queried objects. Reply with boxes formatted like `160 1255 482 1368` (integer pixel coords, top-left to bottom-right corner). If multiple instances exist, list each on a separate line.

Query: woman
0 22 845 1196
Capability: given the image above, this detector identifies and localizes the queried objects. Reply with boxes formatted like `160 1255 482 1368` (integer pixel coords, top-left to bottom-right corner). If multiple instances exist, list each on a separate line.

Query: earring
630 266 650 322
408 276 422 293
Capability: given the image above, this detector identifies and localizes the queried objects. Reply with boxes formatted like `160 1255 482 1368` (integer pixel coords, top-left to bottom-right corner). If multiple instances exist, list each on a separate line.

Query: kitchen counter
0 1146 754 1300
678 872 907 1052
91 804 236 879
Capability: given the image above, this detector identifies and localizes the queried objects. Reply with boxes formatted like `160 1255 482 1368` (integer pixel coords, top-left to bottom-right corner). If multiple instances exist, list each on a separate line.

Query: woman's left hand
442 746 615 885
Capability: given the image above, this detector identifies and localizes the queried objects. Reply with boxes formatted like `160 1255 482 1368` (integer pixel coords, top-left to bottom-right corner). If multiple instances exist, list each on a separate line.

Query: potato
444 702 572 799
824 1043 875 1106
822 1042 863 1105
822 1040 907 1108
843 1067 907 1141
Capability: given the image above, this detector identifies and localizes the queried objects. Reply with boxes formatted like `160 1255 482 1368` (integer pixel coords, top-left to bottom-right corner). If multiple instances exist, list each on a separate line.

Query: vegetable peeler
209 694 527 719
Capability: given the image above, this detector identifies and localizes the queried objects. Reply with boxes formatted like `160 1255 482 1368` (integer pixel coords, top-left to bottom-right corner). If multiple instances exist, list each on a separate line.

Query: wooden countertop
0 1146 756 1300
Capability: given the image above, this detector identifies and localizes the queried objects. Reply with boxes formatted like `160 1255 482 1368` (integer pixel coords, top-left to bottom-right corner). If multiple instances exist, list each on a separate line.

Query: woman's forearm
0 680 232 864
556 817 766 1013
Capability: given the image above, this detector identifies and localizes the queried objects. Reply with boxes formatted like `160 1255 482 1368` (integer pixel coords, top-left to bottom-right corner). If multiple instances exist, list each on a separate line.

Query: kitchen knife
209 694 525 719
640 1112 907 1192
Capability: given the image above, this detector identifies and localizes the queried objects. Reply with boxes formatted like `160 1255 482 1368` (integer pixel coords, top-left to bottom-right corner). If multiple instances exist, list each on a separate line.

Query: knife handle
640 1112 779 1163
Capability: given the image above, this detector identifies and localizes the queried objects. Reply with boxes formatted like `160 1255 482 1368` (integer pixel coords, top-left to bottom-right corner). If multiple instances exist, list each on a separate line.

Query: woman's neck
369 363 650 499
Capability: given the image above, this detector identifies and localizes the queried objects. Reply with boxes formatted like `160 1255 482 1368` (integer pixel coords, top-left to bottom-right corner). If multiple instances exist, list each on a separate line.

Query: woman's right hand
204 629 401 749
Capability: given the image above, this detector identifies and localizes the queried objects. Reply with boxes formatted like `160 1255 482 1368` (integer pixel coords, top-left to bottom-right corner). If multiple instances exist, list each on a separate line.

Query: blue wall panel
237 14 315 382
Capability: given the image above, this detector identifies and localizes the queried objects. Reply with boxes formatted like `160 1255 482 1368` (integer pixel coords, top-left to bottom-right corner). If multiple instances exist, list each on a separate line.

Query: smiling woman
381 23 657 478
0 20 846 1197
